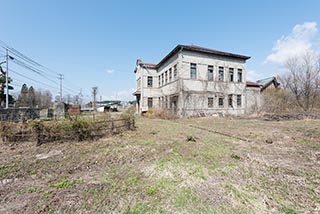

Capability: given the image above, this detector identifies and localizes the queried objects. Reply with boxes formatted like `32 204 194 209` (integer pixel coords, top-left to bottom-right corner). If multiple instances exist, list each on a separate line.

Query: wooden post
111 120 114 135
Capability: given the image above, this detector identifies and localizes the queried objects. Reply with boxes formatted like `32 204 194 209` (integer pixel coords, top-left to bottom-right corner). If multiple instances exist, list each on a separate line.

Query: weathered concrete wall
0 108 40 121
245 87 262 113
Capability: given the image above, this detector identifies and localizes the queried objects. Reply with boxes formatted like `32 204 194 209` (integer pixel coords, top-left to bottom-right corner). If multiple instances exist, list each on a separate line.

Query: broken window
218 97 224 108
169 68 172 82
190 63 197 80
158 75 161 87
237 69 242 82
229 68 234 82
208 97 214 108
147 76 153 87
148 97 153 108
208 65 214 81
174 64 177 80
237 95 242 107
228 94 233 108
218 66 224 81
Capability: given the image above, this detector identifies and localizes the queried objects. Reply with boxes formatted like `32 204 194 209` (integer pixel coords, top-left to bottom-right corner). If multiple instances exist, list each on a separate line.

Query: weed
140 140 154 145
53 179 82 189
281 205 297 214
126 176 138 186
43 190 53 197
231 153 241 160
187 136 196 142
146 185 158 196
16 185 42 195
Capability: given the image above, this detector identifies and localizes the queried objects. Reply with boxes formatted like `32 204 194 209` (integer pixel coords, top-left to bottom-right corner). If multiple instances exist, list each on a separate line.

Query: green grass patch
223 183 256 205
53 178 83 189
175 188 211 213
16 185 42 195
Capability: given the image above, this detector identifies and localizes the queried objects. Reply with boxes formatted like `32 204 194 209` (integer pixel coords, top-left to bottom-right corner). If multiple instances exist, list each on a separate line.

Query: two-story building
134 45 257 117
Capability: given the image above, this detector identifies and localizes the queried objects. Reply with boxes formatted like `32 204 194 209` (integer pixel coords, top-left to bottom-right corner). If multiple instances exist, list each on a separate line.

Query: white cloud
246 70 262 81
265 22 318 64
102 88 135 101
106 69 115 74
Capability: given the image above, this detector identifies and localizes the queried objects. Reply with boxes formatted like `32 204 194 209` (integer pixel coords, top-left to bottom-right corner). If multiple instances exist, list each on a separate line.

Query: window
218 97 224 108
228 94 233 108
158 75 161 87
161 73 164 85
237 69 242 82
148 98 153 108
147 76 153 87
190 63 197 80
165 71 168 84
208 97 214 108
229 68 234 82
218 66 224 81
208 65 214 81
169 68 172 82
237 95 242 107
174 64 177 80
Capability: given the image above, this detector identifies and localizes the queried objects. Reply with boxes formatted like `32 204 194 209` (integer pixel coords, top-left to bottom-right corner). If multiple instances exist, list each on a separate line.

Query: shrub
143 108 178 120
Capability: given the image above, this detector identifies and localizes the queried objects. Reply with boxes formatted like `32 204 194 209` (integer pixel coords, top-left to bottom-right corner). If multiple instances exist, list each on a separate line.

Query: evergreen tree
17 84 29 107
28 86 36 107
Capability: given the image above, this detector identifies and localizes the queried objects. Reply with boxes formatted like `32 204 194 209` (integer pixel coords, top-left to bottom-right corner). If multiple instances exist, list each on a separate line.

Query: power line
10 69 60 91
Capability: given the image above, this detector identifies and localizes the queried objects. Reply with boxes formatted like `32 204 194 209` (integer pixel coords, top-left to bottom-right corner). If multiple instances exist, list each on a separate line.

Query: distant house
257 77 280 93
133 44 267 117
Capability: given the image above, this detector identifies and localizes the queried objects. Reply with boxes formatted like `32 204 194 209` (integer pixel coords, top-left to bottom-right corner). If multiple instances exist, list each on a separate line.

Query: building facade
134 45 257 117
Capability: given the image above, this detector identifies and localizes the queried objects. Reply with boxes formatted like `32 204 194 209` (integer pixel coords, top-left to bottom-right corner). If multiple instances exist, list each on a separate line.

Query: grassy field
0 116 319 213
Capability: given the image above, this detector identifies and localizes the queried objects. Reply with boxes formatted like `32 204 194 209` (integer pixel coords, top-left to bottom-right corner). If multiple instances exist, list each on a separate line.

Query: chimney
136 59 142 66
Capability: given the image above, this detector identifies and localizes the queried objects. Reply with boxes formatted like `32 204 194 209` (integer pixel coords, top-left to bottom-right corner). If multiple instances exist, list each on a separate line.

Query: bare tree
284 52 320 112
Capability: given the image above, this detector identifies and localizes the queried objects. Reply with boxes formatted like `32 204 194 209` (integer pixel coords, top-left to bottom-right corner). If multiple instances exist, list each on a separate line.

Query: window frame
237 95 242 107
190 63 197 80
147 97 153 108
218 66 224 81
208 65 214 81
228 94 233 108
173 64 177 80
147 76 153 87
237 69 243 82
229 68 234 82
218 97 224 108
208 97 214 108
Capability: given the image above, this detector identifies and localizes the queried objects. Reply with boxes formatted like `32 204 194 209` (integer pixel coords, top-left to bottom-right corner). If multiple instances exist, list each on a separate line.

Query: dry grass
0 116 319 213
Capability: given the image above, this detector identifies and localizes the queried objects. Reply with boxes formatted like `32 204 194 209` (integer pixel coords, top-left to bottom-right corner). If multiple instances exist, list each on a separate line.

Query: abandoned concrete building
133 44 262 117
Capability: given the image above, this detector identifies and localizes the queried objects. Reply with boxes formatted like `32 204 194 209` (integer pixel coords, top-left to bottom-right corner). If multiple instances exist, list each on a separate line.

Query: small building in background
257 77 280 93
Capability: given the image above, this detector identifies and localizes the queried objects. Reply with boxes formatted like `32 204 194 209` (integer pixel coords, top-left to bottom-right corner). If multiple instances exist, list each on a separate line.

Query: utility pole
58 74 63 102
92 86 98 111
5 48 9 109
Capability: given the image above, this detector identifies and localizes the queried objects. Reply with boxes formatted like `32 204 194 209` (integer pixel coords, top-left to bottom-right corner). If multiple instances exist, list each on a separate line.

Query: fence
0 117 135 145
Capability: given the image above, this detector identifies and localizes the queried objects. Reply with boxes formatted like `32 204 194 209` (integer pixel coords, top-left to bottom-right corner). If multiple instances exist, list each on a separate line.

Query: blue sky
1 0 320 102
